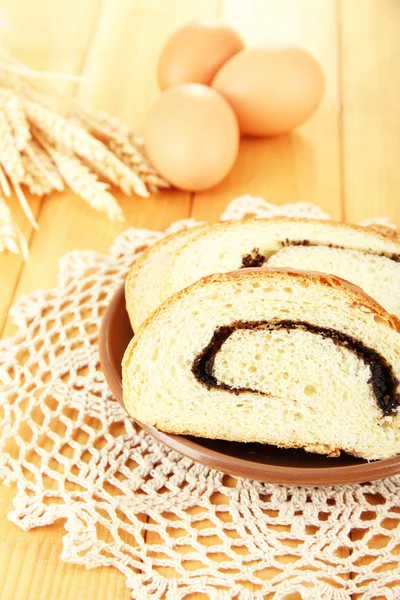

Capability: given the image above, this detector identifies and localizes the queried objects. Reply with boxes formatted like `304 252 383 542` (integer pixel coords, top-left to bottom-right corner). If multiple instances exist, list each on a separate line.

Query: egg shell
212 45 325 136
158 19 244 90
145 84 239 192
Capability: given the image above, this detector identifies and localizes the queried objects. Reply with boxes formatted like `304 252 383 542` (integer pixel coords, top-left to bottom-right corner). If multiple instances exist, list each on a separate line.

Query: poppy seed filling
192 320 400 416
241 247 266 268
240 242 400 268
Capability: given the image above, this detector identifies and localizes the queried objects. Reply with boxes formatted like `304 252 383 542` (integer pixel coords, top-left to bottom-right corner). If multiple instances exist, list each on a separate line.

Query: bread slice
163 218 400 318
267 245 400 318
125 225 205 331
123 268 400 460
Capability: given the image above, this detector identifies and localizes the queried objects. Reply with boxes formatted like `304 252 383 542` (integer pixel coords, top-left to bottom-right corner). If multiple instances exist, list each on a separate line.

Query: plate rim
99 284 400 485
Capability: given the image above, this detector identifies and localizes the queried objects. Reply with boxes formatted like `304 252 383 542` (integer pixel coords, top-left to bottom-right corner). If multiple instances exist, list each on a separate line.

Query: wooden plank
2 189 189 339
339 2 400 596
192 0 342 222
0 486 129 600
0 2 215 600
144 476 258 597
190 1 350 595
0 195 40 336
0 0 103 336
76 0 223 130
74 1 225 595
1 1 398 599
0 2 129 599
146 2 342 597
1 0 228 337
0 0 103 92
340 0 400 226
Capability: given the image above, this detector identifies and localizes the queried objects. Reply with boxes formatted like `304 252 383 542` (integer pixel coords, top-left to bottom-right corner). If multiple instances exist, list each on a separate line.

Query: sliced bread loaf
125 225 205 331
123 268 400 460
162 218 400 318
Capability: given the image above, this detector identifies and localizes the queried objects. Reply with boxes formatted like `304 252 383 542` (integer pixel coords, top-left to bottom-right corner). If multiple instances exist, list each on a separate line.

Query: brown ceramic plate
99 285 400 485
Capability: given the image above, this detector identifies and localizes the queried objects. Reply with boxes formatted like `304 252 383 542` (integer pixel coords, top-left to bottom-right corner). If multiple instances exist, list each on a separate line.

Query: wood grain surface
0 1 399 599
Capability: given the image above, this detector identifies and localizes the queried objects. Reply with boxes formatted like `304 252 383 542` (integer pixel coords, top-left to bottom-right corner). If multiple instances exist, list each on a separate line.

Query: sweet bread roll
163 218 400 318
125 225 205 331
123 268 400 460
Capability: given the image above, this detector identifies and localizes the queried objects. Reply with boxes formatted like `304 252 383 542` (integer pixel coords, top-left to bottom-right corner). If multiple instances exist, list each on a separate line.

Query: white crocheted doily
1 196 399 600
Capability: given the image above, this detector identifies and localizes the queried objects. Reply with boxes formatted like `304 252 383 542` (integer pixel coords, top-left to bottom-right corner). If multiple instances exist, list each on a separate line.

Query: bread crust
182 216 400 248
127 217 400 332
123 267 400 385
367 224 398 238
122 267 400 458
125 224 207 330
170 217 400 268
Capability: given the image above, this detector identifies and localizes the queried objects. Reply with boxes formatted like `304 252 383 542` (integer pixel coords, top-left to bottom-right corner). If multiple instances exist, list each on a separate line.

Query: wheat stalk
0 193 28 259
25 138 64 191
10 175 38 229
76 108 144 147
25 99 150 197
0 107 25 181
0 47 88 83
0 49 171 258
21 150 54 196
75 109 169 191
0 163 11 197
45 143 124 221
108 137 170 192
0 106 38 228
2 93 31 151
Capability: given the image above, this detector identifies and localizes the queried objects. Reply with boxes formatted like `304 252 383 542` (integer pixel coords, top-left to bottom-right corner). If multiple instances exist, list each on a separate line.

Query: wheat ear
3 93 31 151
108 137 170 191
76 108 144 147
9 174 38 229
75 109 169 191
0 193 29 259
0 163 11 197
0 107 25 181
25 137 64 191
0 107 38 228
25 100 150 198
45 144 124 222
21 151 54 196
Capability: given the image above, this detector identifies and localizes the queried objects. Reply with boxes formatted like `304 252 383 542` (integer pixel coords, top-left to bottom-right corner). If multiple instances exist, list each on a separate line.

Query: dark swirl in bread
192 320 400 416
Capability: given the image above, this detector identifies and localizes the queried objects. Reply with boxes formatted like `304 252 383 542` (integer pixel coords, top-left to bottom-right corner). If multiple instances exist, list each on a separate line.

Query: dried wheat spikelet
76 109 170 191
47 146 124 222
108 137 170 192
0 50 170 259
0 163 11 197
76 108 145 148
21 150 54 196
25 138 64 192
0 193 28 259
25 99 150 198
2 93 31 151
0 106 25 182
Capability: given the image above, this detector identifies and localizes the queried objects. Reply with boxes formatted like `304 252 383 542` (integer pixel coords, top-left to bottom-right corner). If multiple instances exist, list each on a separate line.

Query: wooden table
0 1 399 598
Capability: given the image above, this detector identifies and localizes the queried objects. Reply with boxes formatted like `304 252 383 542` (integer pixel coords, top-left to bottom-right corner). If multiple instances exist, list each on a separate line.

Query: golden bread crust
122 267 400 400
125 224 206 330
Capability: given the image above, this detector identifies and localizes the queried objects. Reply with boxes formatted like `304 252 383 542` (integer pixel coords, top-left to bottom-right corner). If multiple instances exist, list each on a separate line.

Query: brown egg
145 84 239 191
212 46 325 136
158 19 244 90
